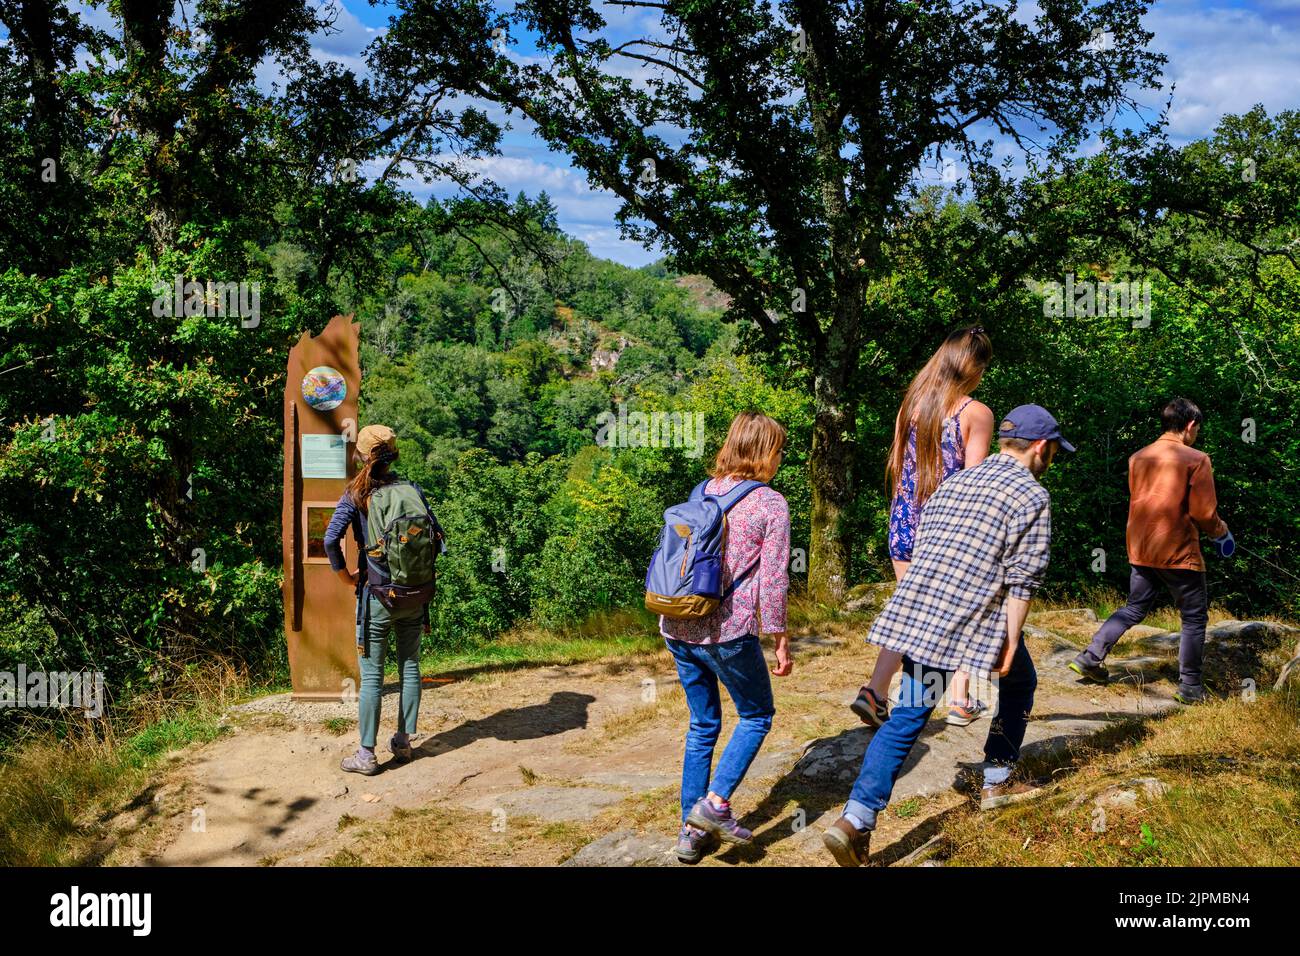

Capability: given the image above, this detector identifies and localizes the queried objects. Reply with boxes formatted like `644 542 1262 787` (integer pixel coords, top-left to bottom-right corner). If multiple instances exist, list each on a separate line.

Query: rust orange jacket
1126 434 1228 572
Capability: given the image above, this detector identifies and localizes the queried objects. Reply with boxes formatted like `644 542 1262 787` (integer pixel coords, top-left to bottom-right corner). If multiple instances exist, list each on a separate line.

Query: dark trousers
845 641 1037 829
1081 565 1209 690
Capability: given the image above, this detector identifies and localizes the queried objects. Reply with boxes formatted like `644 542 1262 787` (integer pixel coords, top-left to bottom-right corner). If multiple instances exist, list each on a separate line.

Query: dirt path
119 608 1194 867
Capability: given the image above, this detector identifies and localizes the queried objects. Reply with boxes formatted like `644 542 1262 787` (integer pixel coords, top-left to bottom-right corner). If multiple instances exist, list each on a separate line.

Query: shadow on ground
415 691 598 760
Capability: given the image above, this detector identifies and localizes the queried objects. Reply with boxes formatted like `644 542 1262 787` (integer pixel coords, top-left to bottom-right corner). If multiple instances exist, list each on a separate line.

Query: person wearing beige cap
324 424 444 775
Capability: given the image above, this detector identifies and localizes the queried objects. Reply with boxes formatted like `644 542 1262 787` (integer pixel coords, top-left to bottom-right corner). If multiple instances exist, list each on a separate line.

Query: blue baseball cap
998 404 1076 453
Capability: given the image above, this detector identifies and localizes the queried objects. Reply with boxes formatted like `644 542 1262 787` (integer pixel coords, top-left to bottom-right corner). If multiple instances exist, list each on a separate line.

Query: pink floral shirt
660 476 791 644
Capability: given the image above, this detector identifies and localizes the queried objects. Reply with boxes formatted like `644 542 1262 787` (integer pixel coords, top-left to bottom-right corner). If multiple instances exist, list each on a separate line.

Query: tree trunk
807 311 860 605
797 14 869 606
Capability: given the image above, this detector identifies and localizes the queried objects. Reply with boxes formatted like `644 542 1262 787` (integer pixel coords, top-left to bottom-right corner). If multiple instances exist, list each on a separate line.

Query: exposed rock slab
464 785 625 822
563 829 679 867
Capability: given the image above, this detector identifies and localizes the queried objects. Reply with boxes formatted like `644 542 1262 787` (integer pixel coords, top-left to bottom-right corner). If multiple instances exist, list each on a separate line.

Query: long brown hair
886 325 992 504
347 449 399 512
712 411 786 481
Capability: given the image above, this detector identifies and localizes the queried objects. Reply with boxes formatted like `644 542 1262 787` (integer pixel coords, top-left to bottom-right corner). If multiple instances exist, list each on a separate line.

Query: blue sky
9 1 1300 265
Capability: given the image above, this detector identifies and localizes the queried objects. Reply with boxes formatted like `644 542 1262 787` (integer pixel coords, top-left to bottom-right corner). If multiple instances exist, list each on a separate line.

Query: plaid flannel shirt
867 453 1052 677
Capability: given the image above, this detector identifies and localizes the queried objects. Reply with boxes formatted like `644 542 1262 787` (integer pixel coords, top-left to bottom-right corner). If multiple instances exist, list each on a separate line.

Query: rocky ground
105 605 1296 867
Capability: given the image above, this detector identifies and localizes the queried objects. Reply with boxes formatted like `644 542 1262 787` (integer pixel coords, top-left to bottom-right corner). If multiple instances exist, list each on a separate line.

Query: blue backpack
645 478 766 619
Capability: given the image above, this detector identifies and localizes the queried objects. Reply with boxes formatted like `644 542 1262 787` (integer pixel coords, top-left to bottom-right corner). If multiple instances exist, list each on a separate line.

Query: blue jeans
666 634 775 821
845 640 1037 829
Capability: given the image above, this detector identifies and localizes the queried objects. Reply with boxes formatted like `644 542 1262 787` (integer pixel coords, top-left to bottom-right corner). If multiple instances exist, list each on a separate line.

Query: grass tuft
937 688 1300 866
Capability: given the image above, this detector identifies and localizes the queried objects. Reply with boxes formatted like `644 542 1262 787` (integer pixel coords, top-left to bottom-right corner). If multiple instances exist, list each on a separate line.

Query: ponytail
347 448 398 512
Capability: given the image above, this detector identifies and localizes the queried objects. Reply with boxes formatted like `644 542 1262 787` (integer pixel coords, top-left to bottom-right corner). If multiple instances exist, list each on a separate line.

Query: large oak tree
375 0 1165 600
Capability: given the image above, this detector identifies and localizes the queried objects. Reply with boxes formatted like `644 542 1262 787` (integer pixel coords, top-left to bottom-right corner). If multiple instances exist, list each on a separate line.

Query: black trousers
1081 564 1209 690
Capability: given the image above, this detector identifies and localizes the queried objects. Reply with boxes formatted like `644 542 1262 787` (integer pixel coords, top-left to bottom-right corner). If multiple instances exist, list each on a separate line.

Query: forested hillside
355 180 1300 652
348 196 812 641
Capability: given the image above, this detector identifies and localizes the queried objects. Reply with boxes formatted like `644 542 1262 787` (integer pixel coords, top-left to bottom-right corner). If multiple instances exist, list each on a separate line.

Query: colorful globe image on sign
301 366 346 411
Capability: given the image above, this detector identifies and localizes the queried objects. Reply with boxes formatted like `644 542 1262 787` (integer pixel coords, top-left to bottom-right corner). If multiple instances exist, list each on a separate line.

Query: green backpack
365 481 438 609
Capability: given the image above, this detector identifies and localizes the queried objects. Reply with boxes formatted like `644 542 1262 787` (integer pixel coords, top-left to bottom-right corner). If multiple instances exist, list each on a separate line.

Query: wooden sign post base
282 315 362 701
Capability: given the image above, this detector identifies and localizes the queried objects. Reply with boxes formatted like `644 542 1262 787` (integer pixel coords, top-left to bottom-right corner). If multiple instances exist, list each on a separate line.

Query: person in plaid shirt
823 404 1074 867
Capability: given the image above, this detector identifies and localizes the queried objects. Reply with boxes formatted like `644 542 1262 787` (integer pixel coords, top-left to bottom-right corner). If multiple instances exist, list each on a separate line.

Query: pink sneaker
686 798 752 845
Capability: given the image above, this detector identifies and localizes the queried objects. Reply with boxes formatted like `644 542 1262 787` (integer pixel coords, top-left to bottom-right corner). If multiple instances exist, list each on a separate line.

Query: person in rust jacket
1070 398 1232 703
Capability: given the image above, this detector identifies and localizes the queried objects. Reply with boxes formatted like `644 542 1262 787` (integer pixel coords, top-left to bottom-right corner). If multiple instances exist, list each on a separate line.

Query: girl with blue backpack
650 411 792 863
324 424 442 776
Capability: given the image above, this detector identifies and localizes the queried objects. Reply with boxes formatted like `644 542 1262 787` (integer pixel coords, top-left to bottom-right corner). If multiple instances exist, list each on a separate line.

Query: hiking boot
850 686 890 728
823 817 870 867
946 698 989 726
1068 656 1110 685
675 824 718 864
340 748 380 776
389 734 414 763
980 777 1043 810
685 798 753 845
1174 686 1206 705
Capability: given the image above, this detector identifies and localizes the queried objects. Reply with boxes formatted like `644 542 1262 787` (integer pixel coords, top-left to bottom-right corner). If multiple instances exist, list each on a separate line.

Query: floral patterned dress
887 398 974 562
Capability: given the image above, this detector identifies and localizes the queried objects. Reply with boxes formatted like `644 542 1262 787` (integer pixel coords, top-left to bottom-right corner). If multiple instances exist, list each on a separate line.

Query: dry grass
318 773 682 868
323 804 598 866
419 608 666 680
565 681 689 756
937 688 1300 866
0 661 253 866
787 589 879 634
497 607 659 646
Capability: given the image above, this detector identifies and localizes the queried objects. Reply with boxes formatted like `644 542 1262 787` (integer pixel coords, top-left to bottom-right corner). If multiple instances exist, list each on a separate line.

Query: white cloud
312 0 385 58
1141 0 1300 140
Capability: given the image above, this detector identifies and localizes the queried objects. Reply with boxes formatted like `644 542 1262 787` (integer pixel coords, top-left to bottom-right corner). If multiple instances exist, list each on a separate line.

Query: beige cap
356 424 397 459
